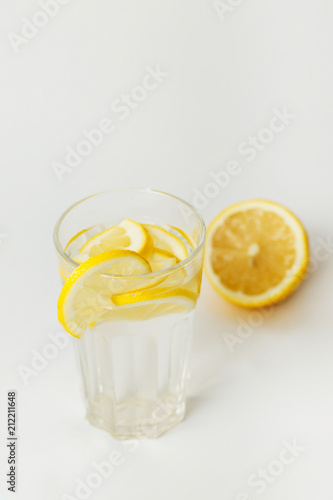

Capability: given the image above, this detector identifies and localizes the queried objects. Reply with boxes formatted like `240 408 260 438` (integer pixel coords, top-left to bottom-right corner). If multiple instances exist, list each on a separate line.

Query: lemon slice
57 250 152 338
143 224 188 261
62 227 96 271
147 248 179 272
204 200 309 307
75 219 149 262
94 289 196 323
171 226 196 249
65 227 92 252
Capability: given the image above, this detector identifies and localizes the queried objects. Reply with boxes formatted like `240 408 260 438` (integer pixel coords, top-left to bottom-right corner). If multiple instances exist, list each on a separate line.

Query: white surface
1 1 333 498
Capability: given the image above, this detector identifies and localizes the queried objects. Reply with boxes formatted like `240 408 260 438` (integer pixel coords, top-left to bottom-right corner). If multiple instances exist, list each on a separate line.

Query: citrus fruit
143 224 188 261
94 289 196 323
57 250 152 338
74 219 150 262
204 200 309 307
147 248 179 272
171 226 196 249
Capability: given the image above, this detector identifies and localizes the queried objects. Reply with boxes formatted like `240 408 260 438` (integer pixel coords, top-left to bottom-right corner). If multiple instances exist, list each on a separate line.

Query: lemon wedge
204 200 309 307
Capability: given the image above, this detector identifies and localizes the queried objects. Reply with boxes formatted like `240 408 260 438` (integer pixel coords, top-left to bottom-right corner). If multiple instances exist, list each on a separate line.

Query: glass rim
53 187 206 279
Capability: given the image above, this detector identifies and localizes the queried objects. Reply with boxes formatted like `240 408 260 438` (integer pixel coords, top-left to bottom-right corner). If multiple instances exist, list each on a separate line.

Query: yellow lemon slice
143 224 188 261
57 250 152 338
204 200 309 308
75 219 149 262
147 248 179 272
64 227 96 253
60 227 95 278
94 289 196 323
171 226 196 249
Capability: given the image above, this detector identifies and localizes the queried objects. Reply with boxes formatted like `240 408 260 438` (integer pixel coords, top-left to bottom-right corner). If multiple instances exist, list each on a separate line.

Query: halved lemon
147 248 179 272
57 250 152 338
74 219 150 263
204 200 309 308
94 289 196 323
143 224 188 261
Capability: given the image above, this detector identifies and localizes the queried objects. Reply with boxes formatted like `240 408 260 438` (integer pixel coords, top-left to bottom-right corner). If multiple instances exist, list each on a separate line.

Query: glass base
75 313 194 439
86 395 186 439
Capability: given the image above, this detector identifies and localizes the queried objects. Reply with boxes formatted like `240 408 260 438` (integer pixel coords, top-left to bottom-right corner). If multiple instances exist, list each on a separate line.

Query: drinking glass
54 189 206 438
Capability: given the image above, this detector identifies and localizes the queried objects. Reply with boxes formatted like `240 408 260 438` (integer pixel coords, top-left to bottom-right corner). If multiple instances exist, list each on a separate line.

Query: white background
1 0 333 499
